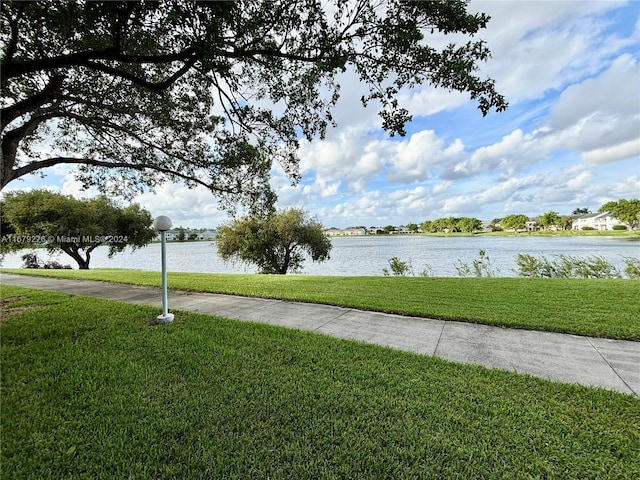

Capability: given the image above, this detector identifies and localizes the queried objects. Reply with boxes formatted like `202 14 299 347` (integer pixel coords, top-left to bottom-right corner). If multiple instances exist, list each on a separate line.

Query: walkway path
2 273 638 396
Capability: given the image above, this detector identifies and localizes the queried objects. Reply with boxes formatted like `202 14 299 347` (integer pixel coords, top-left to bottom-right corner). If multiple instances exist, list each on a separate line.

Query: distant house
155 229 178 241
572 212 624 231
324 227 366 237
323 228 342 237
342 227 366 236
198 230 217 240
525 218 539 232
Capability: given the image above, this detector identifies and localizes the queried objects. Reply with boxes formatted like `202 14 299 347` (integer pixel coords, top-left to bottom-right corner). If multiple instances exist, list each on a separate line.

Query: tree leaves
1 190 155 269
2 0 507 212
216 208 332 274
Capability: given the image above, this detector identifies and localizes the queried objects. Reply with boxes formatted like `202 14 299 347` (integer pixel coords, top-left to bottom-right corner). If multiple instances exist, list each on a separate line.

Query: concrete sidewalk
2 273 638 396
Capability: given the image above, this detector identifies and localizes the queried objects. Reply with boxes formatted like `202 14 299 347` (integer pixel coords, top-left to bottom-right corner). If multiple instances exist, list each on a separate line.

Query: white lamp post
153 215 174 324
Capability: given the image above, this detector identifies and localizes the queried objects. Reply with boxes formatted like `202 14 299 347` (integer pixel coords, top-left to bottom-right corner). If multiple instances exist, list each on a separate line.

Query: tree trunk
61 246 91 269
279 247 291 274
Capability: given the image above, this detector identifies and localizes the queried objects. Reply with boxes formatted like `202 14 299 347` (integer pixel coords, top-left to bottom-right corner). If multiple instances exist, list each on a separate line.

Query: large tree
216 208 331 274
1 0 507 212
599 199 640 230
1 190 154 268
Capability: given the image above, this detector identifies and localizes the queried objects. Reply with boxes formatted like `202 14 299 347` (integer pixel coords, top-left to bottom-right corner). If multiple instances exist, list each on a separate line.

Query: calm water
2 235 639 277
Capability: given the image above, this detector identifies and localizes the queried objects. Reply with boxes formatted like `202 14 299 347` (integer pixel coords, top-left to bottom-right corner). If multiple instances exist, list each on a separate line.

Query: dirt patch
0 296 41 322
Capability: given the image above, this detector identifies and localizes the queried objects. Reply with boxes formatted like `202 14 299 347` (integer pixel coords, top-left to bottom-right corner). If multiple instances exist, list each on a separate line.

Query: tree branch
0 3 20 70
1 75 65 130
6 156 236 194
76 53 201 92
3 45 200 80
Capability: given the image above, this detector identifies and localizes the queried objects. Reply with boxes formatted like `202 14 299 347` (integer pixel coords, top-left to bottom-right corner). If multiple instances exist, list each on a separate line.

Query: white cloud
471 0 629 102
566 170 595 190
550 54 639 128
132 184 227 228
582 138 640 165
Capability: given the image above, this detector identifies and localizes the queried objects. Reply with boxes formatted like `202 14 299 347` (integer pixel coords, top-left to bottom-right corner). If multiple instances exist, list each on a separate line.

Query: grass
1 285 639 479
2 268 639 340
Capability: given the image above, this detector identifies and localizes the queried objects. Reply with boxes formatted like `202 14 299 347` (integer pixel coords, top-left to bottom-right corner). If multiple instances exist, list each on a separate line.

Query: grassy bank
2 268 639 340
2 286 638 479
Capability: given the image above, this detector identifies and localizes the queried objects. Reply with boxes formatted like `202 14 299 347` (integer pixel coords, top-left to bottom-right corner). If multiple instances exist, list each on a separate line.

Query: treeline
416 198 639 233
420 217 483 233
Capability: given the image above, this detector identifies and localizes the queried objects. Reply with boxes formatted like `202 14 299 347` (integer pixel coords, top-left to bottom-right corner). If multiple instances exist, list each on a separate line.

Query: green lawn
1 286 638 479
2 268 639 340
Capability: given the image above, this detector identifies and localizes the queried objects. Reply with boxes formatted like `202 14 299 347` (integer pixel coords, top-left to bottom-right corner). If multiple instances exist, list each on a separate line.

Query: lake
2 235 639 277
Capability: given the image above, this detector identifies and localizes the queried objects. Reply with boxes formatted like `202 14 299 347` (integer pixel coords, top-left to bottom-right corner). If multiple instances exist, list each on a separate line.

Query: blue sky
4 0 640 229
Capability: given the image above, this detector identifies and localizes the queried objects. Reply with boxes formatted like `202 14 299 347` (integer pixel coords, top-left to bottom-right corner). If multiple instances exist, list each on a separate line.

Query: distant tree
383 225 396 234
445 217 460 232
188 232 199 241
500 214 529 232
457 217 483 233
572 208 590 215
538 211 560 230
216 208 331 274
599 199 640 230
488 218 503 232
558 216 574 230
175 227 186 242
430 217 459 232
1 190 154 269
431 218 444 232
420 220 434 233
405 223 419 233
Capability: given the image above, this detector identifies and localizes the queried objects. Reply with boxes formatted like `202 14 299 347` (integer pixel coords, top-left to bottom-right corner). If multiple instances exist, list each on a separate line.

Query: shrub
21 252 41 269
455 249 498 277
624 257 640 279
612 225 628 231
581 226 595 231
21 252 72 269
383 257 413 276
516 254 621 279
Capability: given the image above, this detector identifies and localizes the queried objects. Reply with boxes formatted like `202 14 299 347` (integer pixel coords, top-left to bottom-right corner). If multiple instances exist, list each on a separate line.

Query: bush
455 249 498 278
581 226 595 231
612 225 628 231
624 257 640 279
516 254 621 279
383 257 413 276
21 252 72 269
21 252 41 269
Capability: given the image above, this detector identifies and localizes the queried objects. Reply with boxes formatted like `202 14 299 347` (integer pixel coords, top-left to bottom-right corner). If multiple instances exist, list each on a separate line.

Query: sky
4 0 640 229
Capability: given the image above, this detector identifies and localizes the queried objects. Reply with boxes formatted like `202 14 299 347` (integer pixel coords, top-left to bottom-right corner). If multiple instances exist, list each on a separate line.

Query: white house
525 218 539 232
324 227 366 236
155 229 178 241
572 212 625 231
198 230 217 240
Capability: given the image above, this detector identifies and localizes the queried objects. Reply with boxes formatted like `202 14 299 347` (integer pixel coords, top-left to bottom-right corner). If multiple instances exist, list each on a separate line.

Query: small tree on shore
1 190 154 269
216 208 331 274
